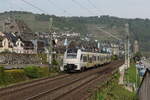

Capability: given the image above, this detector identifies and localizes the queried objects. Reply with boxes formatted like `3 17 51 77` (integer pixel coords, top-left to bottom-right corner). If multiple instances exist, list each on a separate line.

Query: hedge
0 68 26 86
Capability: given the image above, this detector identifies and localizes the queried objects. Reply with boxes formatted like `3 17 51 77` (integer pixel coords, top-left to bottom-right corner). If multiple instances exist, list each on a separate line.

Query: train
60 48 112 72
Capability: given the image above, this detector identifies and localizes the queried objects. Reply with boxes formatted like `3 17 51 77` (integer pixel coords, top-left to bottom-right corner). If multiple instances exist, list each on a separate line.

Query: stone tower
134 40 139 54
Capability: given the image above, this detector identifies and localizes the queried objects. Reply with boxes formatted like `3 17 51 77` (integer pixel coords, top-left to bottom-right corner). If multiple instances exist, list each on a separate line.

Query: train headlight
60 66 64 71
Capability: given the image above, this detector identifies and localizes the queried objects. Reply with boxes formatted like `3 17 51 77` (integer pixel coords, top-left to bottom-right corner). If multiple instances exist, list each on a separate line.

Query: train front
60 48 81 72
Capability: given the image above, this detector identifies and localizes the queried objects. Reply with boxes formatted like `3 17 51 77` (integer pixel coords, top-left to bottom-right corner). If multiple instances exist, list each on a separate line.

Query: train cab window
67 53 77 59
67 49 78 53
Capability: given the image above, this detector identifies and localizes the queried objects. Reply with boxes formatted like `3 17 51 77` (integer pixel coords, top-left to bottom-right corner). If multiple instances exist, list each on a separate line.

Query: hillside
0 11 150 52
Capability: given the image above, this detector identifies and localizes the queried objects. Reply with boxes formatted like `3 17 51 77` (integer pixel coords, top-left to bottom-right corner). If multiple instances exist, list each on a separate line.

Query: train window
95 56 97 61
99 56 102 60
107 56 109 59
101 56 104 61
92 56 96 61
67 53 77 59
89 57 92 63
97 56 99 61
83 56 87 62
80 54 83 60
87 55 89 62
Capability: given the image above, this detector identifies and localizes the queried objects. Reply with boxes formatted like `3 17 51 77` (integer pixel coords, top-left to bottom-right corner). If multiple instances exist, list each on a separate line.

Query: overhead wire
71 0 96 16
21 0 48 14
11 0 25 11
20 0 98 16
87 0 104 15
97 27 121 41
47 0 72 16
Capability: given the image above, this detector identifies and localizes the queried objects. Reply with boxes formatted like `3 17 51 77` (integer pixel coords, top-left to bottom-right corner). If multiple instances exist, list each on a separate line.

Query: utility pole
125 23 130 68
124 41 127 67
48 17 53 70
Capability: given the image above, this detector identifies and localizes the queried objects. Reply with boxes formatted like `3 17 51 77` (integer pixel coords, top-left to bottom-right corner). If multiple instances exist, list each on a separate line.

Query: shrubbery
23 66 54 78
39 67 49 77
24 66 41 78
49 67 60 73
0 67 26 86
0 67 6 85
5 70 26 83
111 55 118 60
0 65 60 87
52 59 59 65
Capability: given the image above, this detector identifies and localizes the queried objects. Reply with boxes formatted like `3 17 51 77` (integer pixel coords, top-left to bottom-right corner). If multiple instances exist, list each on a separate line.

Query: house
0 32 35 54
13 38 24 53
0 32 14 52
23 41 35 54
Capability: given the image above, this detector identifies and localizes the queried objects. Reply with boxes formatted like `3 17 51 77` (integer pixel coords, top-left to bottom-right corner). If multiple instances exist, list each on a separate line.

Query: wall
138 70 150 100
0 53 46 65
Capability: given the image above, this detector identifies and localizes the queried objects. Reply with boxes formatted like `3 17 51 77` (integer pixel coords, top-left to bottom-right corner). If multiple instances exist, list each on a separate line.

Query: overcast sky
0 0 149 18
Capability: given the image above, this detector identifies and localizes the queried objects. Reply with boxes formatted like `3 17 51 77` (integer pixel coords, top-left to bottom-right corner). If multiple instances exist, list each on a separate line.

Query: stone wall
0 53 46 64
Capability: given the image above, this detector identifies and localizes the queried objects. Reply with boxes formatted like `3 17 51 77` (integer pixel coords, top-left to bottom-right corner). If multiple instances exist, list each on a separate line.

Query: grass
91 73 136 100
125 63 141 87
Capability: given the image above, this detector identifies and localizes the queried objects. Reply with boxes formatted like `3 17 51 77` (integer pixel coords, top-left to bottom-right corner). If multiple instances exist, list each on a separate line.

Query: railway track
0 60 123 100
0 74 70 99
58 63 121 100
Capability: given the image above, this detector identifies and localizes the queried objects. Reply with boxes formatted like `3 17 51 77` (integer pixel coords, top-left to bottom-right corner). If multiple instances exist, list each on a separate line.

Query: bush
0 68 27 86
5 69 26 83
0 66 6 84
52 59 59 65
39 67 49 76
49 67 60 73
24 66 41 78
111 55 118 60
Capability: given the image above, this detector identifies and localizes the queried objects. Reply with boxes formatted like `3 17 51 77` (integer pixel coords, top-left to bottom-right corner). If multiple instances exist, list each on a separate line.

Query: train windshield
67 48 78 53
67 53 77 59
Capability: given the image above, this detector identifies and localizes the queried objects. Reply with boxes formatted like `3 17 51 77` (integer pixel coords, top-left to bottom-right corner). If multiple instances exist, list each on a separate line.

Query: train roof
66 48 110 55
81 51 110 55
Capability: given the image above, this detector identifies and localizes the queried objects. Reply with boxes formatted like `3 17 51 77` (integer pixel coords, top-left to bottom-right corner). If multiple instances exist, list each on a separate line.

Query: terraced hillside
0 11 150 52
